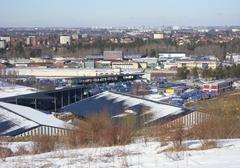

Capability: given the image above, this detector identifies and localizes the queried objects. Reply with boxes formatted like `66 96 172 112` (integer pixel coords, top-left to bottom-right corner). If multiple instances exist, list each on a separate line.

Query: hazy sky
0 0 240 27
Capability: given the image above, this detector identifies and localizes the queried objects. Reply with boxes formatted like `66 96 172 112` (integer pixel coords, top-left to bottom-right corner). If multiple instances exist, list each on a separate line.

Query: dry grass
14 145 30 156
63 112 136 148
153 121 188 149
200 140 218 150
0 146 13 159
187 93 240 139
32 136 57 154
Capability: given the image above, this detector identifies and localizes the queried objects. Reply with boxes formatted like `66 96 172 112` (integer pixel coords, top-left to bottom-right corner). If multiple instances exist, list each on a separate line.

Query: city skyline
0 0 240 27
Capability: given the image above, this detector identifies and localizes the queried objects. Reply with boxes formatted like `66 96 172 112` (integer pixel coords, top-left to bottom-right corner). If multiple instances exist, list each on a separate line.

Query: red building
27 36 37 47
203 80 233 93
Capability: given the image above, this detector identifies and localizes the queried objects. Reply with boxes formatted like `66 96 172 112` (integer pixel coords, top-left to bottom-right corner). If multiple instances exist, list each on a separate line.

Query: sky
0 0 239 27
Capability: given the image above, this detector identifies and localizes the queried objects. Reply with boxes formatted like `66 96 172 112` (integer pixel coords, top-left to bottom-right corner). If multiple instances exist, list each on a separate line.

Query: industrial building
95 60 112 68
0 102 73 137
176 57 219 69
159 53 187 61
103 51 123 61
63 91 206 127
158 53 187 70
112 61 147 69
84 60 96 69
85 54 104 60
203 80 234 93
133 58 158 69
6 68 121 78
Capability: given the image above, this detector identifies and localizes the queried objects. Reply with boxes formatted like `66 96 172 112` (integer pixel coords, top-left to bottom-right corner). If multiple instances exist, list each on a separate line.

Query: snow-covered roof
0 81 37 99
63 91 192 125
0 102 72 136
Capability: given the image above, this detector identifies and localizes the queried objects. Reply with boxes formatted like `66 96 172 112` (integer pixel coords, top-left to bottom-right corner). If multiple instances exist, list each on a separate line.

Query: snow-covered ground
0 141 33 153
233 81 240 89
144 93 172 102
1 139 240 168
0 81 37 98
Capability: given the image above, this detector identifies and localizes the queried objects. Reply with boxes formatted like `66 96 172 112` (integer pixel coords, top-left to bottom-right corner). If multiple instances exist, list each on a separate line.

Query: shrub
32 136 57 154
154 121 187 149
200 140 218 150
0 146 13 158
64 112 135 148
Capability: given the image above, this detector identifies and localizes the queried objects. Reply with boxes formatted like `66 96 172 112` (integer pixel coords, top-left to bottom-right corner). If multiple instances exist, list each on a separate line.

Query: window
204 85 209 89
202 63 209 69
211 85 217 89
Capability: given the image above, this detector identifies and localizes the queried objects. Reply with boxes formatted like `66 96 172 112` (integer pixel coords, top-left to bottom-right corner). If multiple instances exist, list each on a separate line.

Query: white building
232 29 240 33
7 68 121 78
72 34 79 40
197 29 209 33
0 40 6 49
158 53 187 61
162 62 178 70
153 33 164 40
60 35 71 45
133 57 158 68
226 53 240 64
0 36 11 43
158 53 186 70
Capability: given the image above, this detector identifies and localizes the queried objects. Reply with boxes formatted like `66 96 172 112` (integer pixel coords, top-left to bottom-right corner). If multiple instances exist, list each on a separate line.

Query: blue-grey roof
63 91 192 125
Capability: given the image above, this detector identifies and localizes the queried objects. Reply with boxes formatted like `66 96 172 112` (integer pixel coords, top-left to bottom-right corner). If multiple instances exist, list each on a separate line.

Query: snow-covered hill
1 139 240 168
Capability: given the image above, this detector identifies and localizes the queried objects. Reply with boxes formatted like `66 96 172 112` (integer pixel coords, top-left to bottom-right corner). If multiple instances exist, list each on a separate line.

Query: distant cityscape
0 26 240 78
1 0 240 166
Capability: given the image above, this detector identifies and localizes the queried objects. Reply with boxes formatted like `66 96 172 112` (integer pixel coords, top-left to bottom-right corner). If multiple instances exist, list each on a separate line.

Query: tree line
177 64 240 80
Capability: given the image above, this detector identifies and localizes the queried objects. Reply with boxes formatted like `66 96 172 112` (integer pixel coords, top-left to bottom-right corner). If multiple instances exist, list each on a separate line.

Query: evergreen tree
191 67 199 79
177 67 190 79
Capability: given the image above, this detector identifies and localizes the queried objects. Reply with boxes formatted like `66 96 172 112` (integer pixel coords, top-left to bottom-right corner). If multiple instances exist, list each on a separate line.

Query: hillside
1 139 240 168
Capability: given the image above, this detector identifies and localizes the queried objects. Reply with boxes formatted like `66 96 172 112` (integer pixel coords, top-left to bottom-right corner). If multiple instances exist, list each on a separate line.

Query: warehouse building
176 58 219 69
133 57 158 69
6 68 121 77
158 53 186 61
63 91 206 127
112 61 147 69
103 51 123 61
0 102 73 137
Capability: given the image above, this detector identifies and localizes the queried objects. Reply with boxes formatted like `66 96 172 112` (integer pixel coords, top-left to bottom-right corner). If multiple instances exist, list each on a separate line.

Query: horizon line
0 25 240 29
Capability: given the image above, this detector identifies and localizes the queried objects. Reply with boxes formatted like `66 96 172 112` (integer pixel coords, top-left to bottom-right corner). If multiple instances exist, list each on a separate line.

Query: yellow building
153 33 164 40
176 60 218 69
112 61 141 69
139 62 148 69
166 88 175 94
30 57 51 63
